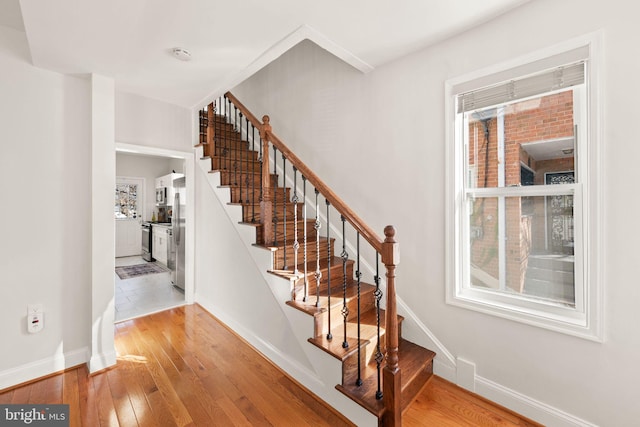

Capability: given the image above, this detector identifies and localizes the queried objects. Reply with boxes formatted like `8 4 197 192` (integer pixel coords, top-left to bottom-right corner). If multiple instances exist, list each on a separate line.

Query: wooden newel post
260 115 274 245
381 225 401 427
206 102 215 158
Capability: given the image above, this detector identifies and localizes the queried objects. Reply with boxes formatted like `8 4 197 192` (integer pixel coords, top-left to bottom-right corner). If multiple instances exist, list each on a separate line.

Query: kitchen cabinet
155 173 184 207
152 224 170 265
155 173 183 190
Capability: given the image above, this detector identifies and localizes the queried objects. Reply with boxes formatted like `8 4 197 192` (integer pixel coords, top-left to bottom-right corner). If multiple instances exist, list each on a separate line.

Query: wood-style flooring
0 304 540 426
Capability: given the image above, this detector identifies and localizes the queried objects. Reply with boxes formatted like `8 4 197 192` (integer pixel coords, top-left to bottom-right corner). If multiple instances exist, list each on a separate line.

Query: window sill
446 289 602 342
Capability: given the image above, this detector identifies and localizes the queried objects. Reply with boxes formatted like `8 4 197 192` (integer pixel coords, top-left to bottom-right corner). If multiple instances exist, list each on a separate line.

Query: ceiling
9 0 531 108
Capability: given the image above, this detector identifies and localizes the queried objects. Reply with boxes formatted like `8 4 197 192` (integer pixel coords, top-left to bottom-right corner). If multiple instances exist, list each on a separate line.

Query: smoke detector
171 47 192 61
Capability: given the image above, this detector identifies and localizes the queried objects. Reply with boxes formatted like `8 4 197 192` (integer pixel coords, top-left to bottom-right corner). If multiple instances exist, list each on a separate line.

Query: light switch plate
27 304 44 333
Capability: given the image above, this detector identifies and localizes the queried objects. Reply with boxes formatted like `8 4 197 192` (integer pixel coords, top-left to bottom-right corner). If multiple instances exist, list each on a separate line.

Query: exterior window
115 183 138 219
445 38 602 340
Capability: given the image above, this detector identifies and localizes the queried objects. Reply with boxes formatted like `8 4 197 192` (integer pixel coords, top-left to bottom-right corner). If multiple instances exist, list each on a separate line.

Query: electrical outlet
27 304 44 333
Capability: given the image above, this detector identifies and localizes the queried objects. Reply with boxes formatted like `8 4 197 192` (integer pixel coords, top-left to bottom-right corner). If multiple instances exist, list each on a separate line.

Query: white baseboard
88 350 117 374
0 347 89 391
475 375 598 427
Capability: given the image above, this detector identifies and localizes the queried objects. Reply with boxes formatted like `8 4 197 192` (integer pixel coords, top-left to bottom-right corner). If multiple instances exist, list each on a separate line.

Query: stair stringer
195 147 376 426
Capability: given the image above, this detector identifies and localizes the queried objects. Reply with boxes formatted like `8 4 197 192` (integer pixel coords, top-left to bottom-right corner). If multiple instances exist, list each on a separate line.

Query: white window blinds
457 61 585 113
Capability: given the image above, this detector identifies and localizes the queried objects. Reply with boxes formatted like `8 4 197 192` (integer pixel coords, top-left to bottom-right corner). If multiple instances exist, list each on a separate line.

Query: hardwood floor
0 304 540 426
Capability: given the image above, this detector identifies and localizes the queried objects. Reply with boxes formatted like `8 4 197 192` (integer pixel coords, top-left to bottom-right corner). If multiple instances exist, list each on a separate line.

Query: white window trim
444 32 604 341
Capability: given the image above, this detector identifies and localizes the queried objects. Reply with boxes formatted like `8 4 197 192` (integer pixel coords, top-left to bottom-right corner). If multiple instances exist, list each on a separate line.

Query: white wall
193 165 311 366
0 25 92 387
230 1 640 424
115 91 192 151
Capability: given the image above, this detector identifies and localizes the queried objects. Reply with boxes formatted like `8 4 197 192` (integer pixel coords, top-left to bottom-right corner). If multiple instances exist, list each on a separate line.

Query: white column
90 74 116 373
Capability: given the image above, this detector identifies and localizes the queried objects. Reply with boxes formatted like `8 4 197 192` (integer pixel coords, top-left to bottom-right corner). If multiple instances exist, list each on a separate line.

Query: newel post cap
382 225 400 265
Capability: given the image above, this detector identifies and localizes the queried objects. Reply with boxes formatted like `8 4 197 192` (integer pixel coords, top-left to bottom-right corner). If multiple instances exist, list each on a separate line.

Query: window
115 183 139 219
445 35 602 340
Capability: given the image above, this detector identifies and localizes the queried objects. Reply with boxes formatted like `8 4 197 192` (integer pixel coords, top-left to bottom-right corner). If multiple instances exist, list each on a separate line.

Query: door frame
113 142 195 306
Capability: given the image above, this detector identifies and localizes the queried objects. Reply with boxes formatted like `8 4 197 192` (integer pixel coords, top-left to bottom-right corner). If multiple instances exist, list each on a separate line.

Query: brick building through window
467 90 576 305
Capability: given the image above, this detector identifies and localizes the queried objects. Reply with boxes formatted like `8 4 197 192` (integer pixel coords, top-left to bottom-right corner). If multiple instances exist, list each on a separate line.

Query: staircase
196 93 435 426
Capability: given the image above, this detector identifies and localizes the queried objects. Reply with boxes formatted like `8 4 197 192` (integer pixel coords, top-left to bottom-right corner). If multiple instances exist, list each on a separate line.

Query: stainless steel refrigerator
170 177 186 290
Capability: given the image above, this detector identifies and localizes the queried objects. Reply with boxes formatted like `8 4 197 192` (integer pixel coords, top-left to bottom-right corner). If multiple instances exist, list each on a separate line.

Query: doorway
113 143 195 322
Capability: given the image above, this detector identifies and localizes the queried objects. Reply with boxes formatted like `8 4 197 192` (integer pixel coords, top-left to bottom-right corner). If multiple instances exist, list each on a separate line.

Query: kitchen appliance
171 177 186 290
155 187 167 206
141 222 152 261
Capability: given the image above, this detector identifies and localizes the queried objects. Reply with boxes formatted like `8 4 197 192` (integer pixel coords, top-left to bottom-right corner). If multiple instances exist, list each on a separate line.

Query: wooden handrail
224 91 383 251
264 128 385 253
225 92 263 130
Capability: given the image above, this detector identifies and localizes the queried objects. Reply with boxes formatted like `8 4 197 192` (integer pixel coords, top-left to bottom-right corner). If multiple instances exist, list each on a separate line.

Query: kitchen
114 152 187 321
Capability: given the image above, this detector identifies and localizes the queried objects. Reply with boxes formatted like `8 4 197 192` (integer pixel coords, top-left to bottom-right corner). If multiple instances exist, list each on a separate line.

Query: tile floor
114 255 185 322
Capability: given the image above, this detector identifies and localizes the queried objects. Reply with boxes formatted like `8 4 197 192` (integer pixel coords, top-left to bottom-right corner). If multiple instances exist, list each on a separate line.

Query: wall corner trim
193 24 373 109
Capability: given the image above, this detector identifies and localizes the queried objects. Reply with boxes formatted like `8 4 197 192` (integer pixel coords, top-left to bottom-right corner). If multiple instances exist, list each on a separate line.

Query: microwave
155 187 167 205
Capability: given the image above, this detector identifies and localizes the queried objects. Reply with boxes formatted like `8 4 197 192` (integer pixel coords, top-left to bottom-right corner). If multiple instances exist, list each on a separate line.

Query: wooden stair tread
307 334 369 361
269 256 353 280
306 307 400 360
335 339 436 417
285 280 376 312
259 236 333 250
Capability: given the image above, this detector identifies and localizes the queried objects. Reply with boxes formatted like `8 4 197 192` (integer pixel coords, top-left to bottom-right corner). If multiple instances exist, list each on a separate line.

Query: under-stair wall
194 145 377 426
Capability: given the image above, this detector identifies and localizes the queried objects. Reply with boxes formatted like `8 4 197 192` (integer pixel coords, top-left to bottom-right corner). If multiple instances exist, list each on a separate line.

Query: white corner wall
115 91 192 152
194 161 312 367
0 25 92 387
89 73 116 373
229 1 640 424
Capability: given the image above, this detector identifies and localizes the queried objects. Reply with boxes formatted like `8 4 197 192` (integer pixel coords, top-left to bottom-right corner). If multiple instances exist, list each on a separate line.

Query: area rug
115 263 170 280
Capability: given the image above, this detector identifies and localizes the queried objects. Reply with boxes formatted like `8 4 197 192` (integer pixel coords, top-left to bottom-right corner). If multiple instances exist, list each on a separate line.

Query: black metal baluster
341 215 349 349
355 232 363 386
210 102 221 164
215 98 221 169
238 112 243 200
374 252 383 400
302 176 308 302
326 198 332 340
227 97 232 172
258 132 263 203
234 105 239 132
199 109 202 143
223 96 229 172
272 145 278 247
292 167 299 299
314 189 321 307
251 124 256 222
282 154 288 270
245 116 250 205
